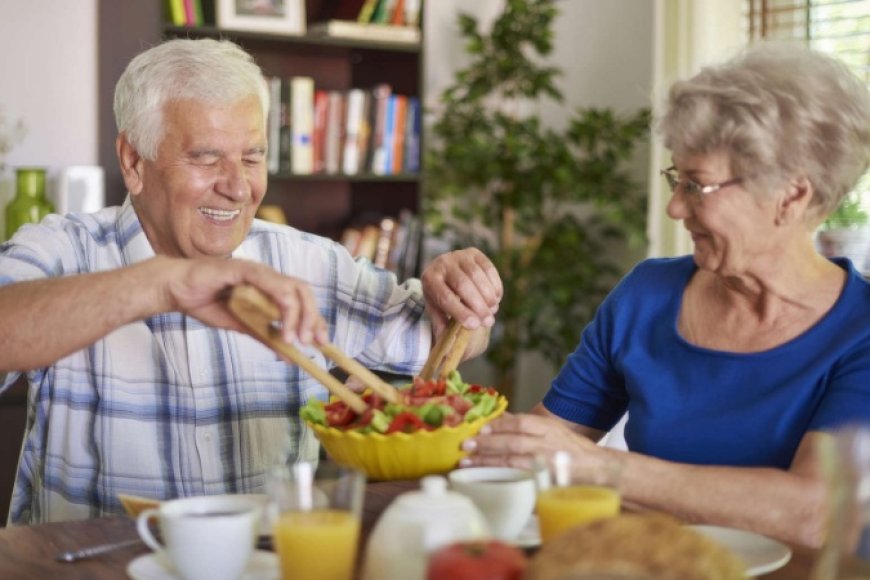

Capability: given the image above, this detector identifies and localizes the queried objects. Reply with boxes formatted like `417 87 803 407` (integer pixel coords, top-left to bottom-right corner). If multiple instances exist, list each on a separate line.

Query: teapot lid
393 475 476 513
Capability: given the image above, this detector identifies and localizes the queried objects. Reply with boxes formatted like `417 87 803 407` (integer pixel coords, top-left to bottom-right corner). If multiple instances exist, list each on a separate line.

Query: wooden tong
418 318 471 381
227 285 400 413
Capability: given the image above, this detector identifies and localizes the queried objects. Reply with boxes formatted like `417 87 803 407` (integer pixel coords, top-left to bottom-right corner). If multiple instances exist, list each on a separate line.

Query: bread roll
525 514 746 580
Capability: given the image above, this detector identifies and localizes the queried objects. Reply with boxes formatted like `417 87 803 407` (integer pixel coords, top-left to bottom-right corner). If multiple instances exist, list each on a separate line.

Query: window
745 0 869 224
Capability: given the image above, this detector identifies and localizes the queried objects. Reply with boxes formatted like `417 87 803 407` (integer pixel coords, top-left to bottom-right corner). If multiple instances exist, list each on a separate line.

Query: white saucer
127 550 279 580
508 515 541 548
689 525 792 576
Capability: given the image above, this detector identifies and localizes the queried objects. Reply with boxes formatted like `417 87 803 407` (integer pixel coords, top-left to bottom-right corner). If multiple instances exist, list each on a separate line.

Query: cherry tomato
385 411 430 434
412 377 447 397
324 401 356 427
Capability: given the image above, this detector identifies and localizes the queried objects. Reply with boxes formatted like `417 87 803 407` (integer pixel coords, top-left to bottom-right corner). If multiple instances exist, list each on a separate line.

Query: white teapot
362 475 491 580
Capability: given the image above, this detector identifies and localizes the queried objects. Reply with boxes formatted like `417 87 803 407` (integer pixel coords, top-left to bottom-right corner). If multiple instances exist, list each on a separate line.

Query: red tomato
385 411 430 434
427 540 527 580
324 401 356 427
468 384 499 396
412 377 447 397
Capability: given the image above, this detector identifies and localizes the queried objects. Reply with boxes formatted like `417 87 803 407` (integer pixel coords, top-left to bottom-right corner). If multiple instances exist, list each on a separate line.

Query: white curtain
646 0 746 258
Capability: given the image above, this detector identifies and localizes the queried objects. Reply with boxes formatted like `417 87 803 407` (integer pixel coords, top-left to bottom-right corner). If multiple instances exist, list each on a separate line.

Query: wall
425 0 654 411
0 1 98 239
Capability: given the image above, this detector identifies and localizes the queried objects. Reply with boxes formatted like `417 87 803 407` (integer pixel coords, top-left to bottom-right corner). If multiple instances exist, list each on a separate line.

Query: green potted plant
816 185 870 272
424 0 651 401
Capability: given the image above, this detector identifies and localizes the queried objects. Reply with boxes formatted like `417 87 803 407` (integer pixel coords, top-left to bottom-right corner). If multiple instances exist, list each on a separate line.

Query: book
374 216 397 269
355 224 381 261
308 20 421 44
371 0 392 24
386 209 414 274
312 89 330 174
324 91 345 174
267 76 283 174
357 0 380 22
290 76 315 175
376 95 396 175
403 97 421 174
342 88 366 175
166 0 185 25
278 79 293 174
340 227 362 255
403 0 421 27
367 84 392 174
390 95 408 175
390 0 406 26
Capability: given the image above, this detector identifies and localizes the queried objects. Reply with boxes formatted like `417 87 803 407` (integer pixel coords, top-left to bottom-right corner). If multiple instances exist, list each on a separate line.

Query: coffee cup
448 466 537 540
136 495 262 580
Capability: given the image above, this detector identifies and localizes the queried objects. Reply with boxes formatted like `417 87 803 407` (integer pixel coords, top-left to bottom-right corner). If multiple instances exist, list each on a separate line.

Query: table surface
0 480 853 579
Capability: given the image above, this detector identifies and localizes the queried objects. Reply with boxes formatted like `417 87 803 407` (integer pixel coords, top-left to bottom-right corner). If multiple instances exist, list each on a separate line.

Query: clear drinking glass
813 426 870 579
534 451 622 543
266 461 366 580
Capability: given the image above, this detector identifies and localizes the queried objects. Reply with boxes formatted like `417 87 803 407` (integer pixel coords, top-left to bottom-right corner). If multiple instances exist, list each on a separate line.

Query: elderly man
0 38 502 524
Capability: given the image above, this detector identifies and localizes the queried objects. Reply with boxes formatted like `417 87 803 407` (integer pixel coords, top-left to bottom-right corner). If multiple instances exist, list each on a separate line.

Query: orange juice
273 509 360 580
535 485 620 541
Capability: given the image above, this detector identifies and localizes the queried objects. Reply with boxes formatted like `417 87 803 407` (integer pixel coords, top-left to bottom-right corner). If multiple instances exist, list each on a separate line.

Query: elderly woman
462 43 870 548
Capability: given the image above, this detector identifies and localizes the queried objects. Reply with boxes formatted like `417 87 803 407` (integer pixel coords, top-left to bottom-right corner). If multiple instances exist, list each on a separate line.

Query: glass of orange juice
535 451 622 542
266 461 365 580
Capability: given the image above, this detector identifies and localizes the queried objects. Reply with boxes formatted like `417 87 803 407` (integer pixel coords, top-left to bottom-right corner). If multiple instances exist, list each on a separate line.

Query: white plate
127 550 279 580
690 525 792 576
509 515 541 548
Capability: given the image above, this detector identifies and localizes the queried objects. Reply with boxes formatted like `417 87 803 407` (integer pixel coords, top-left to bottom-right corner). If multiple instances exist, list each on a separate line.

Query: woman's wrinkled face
130 96 268 259
666 150 781 276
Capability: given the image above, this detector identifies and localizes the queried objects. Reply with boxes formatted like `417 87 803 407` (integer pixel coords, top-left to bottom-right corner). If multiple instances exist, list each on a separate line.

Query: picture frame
216 0 306 35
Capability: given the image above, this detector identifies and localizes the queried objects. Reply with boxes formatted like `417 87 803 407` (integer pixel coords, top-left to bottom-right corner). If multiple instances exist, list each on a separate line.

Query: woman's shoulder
613 256 696 297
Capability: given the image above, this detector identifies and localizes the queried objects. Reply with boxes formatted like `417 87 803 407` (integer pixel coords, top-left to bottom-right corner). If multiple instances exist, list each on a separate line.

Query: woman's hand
461 412 618 484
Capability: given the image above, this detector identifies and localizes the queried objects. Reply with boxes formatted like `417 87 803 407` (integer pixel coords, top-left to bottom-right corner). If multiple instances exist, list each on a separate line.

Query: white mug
136 495 262 580
448 467 537 540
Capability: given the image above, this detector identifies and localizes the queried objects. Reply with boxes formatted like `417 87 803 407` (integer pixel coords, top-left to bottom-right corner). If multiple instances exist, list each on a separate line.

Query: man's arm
0 255 328 371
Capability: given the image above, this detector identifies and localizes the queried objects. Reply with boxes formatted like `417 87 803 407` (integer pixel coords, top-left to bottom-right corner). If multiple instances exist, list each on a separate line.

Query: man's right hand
162 256 328 345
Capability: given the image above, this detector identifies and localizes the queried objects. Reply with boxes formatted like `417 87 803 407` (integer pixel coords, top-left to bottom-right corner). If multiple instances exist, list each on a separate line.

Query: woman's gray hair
113 38 269 161
658 42 870 224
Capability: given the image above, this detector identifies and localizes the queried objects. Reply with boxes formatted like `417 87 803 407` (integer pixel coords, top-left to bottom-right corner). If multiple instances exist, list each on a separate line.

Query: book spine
390 0 406 25
367 84 392 174
404 97 421 174
325 91 345 175
267 76 282 175
391 95 408 175
279 79 292 174
379 95 397 175
370 0 392 24
182 0 196 25
357 0 380 23
290 77 315 175
312 90 330 174
167 0 186 26
342 88 366 175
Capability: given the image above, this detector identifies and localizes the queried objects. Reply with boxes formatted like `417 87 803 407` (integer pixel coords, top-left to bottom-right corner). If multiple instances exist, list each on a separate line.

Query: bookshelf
97 0 424 247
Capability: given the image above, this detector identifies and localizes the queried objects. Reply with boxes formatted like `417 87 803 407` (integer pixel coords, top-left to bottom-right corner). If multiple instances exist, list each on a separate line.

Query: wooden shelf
163 25 422 53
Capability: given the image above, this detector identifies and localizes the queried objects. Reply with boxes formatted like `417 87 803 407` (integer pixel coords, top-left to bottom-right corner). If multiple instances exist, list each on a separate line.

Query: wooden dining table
0 479 859 579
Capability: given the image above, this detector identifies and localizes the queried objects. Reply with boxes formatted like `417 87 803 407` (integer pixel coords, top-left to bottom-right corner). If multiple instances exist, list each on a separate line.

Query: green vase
6 168 53 240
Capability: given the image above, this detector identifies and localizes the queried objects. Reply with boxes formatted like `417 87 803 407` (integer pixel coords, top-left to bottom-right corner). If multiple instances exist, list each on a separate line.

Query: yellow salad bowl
306 396 508 480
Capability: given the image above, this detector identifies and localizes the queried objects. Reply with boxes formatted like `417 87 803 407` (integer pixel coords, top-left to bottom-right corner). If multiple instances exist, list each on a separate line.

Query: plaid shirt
0 199 430 524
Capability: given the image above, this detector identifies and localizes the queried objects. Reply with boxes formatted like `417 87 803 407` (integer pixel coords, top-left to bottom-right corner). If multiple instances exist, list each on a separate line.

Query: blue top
543 256 870 469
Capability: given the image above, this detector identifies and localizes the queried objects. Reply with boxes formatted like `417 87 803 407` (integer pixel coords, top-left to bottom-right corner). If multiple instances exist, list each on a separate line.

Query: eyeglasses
660 166 742 200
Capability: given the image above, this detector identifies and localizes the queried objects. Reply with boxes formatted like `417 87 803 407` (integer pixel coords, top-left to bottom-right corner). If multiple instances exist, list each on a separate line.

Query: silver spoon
56 538 142 563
